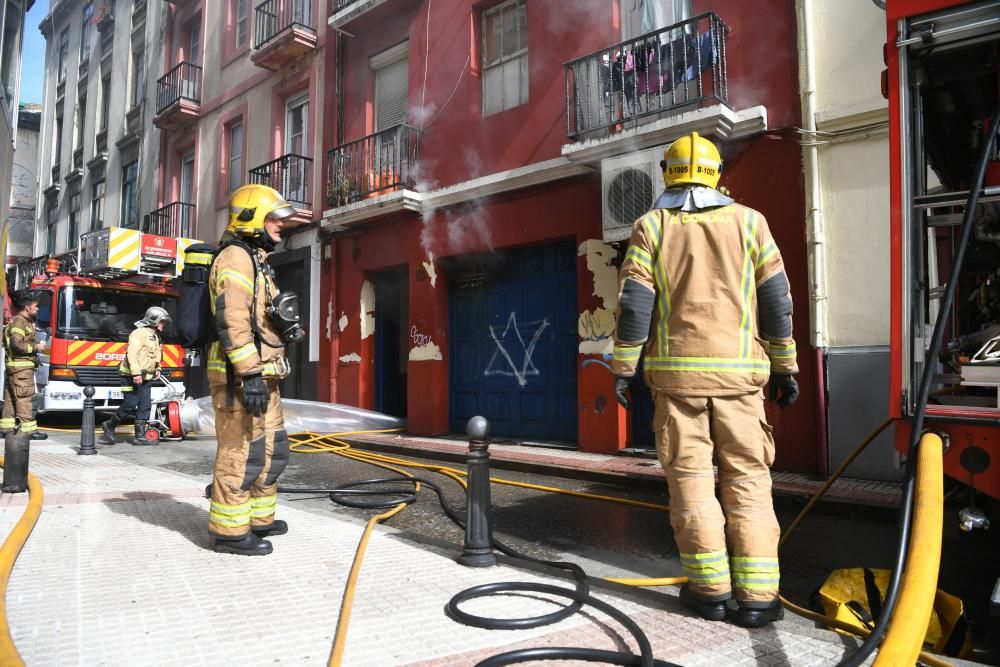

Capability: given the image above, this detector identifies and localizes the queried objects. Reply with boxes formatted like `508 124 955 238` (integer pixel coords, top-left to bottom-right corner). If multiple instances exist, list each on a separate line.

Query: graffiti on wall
484 313 549 387
409 325 443 361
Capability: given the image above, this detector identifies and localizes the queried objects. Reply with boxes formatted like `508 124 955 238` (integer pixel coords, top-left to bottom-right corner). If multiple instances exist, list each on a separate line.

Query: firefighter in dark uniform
1 290 48 439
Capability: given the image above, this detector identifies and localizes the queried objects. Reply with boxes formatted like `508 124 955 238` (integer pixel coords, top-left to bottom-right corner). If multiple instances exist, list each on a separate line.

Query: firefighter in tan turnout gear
612 133 799 628
207 184 298 557
1 291 48 440
101 306 170 446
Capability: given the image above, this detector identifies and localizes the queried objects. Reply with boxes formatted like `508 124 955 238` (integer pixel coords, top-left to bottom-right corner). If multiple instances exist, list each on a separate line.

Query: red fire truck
11 227 199 427
886 0 1000 505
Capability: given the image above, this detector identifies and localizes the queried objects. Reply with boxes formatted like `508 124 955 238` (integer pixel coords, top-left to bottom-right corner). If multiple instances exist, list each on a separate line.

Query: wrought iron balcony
326 124 421 208
252 0 317 71
564 12 729 140
143 202 195 239
154 61 202 129
249 153 313 210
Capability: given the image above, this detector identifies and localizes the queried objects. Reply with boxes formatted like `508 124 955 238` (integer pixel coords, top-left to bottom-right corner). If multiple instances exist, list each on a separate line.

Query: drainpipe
796 0 830 475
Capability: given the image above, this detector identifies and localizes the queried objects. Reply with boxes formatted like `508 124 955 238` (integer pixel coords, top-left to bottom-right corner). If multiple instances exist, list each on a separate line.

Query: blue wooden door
450 243 578 442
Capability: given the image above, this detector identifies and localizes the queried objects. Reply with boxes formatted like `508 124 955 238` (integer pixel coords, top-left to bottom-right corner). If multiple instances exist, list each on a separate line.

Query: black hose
840 105 1000 667
280 475 682 667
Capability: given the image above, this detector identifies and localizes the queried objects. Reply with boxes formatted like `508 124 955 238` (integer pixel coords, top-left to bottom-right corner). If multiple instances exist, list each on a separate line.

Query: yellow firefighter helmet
226 184 296 239
661 132 723 189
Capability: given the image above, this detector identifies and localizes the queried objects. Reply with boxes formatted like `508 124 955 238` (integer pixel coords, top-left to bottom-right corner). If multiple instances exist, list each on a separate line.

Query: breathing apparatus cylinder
179 396 406 436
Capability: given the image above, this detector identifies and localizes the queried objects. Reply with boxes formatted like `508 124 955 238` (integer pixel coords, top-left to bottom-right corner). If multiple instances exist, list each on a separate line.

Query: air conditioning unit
600 146 664 243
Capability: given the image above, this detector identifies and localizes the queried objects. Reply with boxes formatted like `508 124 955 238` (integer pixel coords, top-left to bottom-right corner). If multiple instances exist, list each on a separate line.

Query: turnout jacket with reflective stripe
612 203 798 395
121 326 161 378
206 243 289 387
4 315 38 369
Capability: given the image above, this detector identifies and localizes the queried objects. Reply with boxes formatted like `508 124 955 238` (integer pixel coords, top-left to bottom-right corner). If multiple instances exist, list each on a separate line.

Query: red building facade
320 0 817 472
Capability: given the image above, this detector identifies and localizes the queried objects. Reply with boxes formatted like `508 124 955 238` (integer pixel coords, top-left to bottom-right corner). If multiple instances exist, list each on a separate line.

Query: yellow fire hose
0 457 44 667
873 432 945 667
0 420 949 666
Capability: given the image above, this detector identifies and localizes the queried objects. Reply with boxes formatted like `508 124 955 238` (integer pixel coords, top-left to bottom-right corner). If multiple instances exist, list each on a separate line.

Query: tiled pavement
0 433 903 666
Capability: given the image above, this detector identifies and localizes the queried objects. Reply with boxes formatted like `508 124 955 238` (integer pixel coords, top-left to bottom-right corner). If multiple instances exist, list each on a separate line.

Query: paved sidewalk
0 433 893 666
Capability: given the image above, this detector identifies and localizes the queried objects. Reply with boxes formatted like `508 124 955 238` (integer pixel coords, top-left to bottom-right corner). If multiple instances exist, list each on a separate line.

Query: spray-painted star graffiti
484 313 550 387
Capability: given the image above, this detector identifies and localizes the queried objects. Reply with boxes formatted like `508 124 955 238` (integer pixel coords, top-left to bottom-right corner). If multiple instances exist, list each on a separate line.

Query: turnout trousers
1 368 37 433
654 389 781 602
208 379 290 538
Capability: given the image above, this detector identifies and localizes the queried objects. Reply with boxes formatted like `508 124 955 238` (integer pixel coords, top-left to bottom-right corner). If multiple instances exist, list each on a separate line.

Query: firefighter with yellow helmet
207 183 302 556
612 132 798 627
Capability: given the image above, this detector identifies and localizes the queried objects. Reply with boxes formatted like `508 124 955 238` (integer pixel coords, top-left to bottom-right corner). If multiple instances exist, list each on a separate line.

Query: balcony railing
332 0 357 12
564 12 729 140
249 153 313 209
142 202 195 238
254 0 314 50
326 124 421 208
155 61 202 115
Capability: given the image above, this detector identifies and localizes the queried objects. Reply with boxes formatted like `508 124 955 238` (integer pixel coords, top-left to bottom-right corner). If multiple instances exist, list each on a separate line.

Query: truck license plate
109 390 124 400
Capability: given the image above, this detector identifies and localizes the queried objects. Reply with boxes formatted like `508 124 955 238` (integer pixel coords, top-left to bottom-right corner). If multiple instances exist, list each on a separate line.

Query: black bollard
458 416 497 567
2 431 30 493
78 385 97 456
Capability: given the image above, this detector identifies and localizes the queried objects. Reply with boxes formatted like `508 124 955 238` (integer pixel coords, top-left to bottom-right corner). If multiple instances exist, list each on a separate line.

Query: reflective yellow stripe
648 213 671 358
20 421 37 433
227 343 256 364
738 211 759 359
186 252 214 265
755 241 778 269
121 386 133 392
680 550 730 584
8 327 25 335
209 500 251 527
217 268 254 295
612 345 642 362
0 419 15 429
5 360 35 368
769 342 797 359
625 246 653 273
645 356 771 373
250 495 277 518
641 212 663 249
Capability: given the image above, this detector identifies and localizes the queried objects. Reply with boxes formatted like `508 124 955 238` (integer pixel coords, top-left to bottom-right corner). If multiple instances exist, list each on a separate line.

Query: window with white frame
68 188 81 245
1 0 24 113
58 27 69 81
235 0 249 48
99 76 110 131
482 0 528 116
619 0 692 41
80 2 94 62
54 112 63 167
130 48 144 109
228 120 244 193
90 180 105 232
46 201 58 254
121 160 139 228
76 94 86 151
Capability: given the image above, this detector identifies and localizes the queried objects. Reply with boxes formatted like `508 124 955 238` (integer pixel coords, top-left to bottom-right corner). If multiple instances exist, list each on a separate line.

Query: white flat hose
179 396 407 436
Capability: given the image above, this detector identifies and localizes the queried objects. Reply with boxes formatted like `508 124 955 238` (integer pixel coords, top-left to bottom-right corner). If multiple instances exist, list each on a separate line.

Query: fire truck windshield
56 286 181 344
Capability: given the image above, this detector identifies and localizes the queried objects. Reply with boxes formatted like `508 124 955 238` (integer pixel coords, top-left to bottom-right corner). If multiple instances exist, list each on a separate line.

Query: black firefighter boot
29 430 47 440
679 585 731 622
131 421 158 446
213 531 273 556
735 598 784 628
252 520 288 537
101 415 120 444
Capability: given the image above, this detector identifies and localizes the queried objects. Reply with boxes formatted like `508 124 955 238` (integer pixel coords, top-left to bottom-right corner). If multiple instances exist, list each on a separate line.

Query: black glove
768 374 799 409
615 376 633 410
241 373 269 417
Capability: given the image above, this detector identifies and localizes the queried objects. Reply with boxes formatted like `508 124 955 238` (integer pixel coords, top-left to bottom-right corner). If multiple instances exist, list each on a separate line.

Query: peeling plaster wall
578 240 618 354
360 280 375 340
421 253 437 287
409 341 443 361
339 353 361 363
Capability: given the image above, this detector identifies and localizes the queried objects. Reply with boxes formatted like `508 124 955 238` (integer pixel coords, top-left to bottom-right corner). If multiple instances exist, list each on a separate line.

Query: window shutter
375 57 409 131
